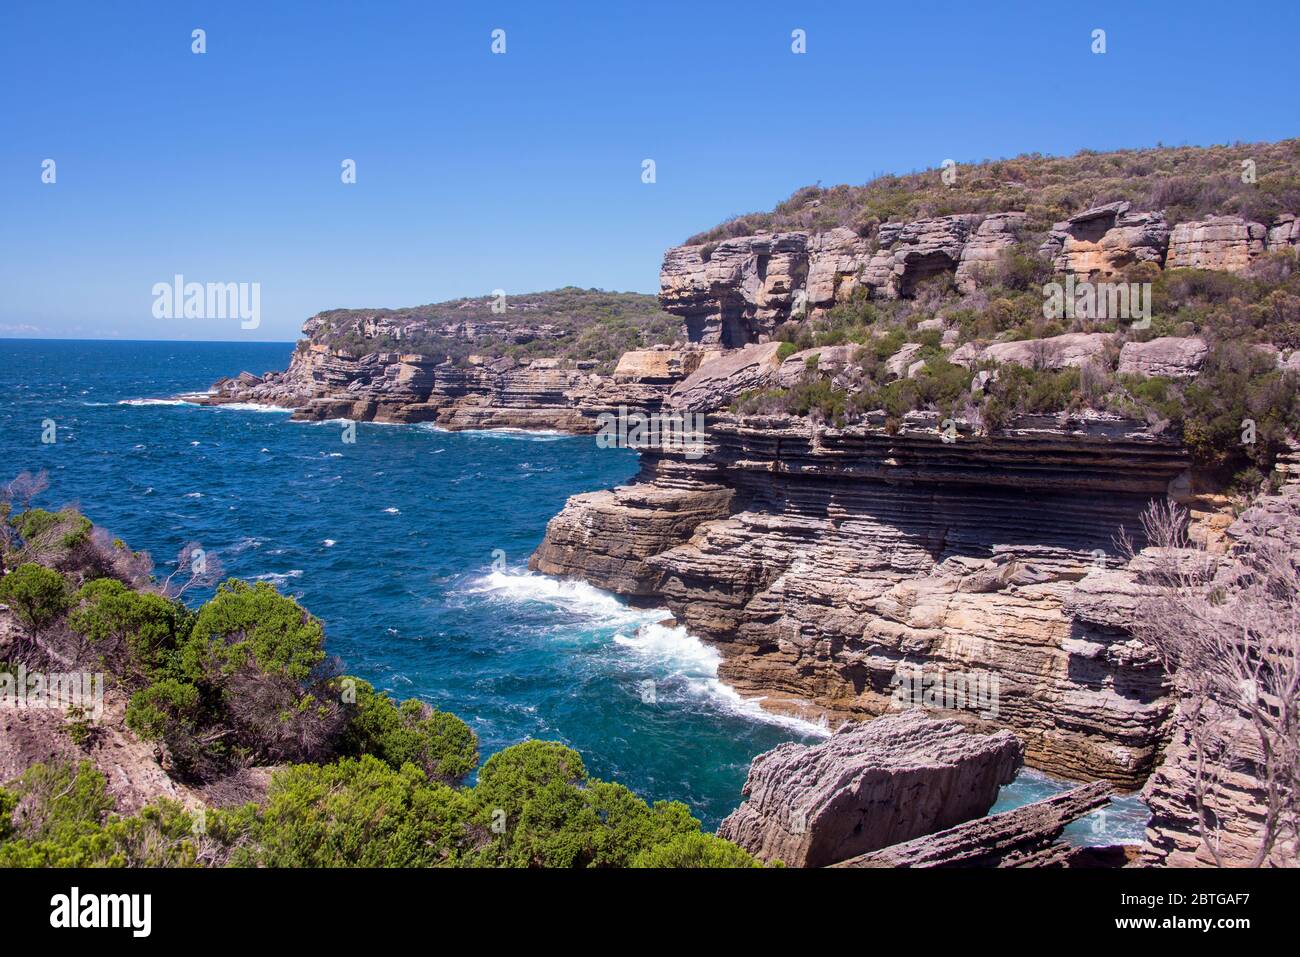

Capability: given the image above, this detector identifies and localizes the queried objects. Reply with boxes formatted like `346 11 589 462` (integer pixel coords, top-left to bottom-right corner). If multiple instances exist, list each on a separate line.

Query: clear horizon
2 0 1297 341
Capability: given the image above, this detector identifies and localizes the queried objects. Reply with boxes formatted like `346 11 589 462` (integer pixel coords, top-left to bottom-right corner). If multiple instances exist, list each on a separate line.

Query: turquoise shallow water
0 339 1147 839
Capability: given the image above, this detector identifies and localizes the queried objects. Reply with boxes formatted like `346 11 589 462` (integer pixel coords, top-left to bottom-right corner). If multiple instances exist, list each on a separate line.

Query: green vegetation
688 139 1300 244
0 504 758 868
0 562 69 643
311 287 679 373
735 232 1299 482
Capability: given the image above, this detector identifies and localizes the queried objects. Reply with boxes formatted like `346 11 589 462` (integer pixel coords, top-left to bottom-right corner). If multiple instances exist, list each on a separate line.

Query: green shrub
337 679 478 784
0 563 69 639
183 580 326 683
216 756 471 868
631 831 761 868
68 577 188 680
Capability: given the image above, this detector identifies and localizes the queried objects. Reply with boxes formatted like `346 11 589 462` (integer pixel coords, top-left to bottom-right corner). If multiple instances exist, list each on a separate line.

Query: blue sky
1 1 1296 341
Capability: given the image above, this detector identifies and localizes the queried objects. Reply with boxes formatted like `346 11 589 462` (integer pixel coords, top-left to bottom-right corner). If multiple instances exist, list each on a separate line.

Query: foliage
0 563 69 637
687 140 1300 244
183 579 326 683
336 679 478 784
0 761 198 867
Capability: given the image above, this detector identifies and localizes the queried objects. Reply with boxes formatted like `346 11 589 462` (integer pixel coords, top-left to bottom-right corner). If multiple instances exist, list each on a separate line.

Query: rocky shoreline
193 159 1300 866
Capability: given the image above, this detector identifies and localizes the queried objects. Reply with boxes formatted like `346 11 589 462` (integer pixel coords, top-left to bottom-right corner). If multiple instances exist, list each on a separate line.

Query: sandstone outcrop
955 213 1027 293
1039 202 1170 277
664 341 785 413
1165 216 1268 272
657 202 1293 349
1117 337 1209 379
863 215 979 299
199 339 707 431
1268 213 1300 253
658 233 809 346
717 710 1023 867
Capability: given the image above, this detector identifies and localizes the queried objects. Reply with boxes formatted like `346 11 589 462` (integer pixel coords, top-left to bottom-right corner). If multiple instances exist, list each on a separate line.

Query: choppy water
0 339 1146 839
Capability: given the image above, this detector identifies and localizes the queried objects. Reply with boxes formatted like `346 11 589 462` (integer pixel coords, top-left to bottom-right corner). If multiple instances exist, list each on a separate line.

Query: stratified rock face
1039 202 1170 277
533 412 1187 785
1165 216 1268 272
200 340 706 431
1117 337 1209 379
717 710 1024 867
529 454 734 597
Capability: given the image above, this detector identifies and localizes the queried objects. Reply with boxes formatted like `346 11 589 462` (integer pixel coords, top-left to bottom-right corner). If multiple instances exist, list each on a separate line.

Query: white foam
252 569 304 586
617 623 831 738
383 507 400 514
469 569 653 627
322 539 337 547
118 398 197 407
216 402 293 413
473 571 829 739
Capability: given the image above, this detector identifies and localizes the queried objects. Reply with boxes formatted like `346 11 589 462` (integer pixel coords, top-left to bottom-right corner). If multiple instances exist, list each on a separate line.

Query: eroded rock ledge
198 344 715 432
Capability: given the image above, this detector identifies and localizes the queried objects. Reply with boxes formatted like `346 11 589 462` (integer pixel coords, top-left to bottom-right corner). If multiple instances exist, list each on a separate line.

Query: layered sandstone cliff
657 205 1298 347
533 406 1191 787
201 342 709 432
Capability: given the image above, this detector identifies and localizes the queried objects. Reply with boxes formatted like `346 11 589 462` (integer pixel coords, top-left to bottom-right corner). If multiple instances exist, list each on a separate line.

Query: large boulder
1117 337 1209 379
666 341 785 413
1165 216 1268 272
776 344 859 388
953 332 1117 371
611 348 709 384
717 710 1024 867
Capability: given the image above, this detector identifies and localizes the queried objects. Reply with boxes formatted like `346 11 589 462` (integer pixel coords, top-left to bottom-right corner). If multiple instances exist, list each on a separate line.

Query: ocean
0 339 1147 839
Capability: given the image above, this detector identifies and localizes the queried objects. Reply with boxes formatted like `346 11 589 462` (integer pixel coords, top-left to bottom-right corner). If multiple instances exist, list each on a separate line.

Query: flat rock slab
718 709 1024 867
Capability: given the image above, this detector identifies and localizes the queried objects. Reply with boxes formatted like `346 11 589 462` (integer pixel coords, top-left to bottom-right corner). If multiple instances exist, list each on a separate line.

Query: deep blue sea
0 339 1146 839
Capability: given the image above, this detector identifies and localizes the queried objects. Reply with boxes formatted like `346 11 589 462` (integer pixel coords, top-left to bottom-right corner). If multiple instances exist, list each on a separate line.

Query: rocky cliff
201 340 713 432
658 205 1299 347
196 288 700 431
533 402 1193 787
